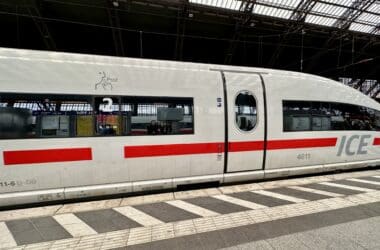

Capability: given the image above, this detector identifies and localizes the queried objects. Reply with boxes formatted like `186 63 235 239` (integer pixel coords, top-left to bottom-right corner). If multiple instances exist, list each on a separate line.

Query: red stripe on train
124 138 338 158
229 141 264 152
267 138 337 150
374 138 380 146
3 148 92 165
124 142 223 158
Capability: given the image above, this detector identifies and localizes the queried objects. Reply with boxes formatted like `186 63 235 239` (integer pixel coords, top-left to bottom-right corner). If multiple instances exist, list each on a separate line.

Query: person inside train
239 116 247 130
147 120 159 135
99 124 116 135
247 119 254 130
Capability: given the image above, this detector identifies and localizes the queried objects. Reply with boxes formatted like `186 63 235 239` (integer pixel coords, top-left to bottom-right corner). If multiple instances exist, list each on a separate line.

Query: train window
375 111 380 130
0 94 94 139
330 103 373 130
235 91 257 132
0 94 195 139
330 103 353 130
283 101 311 131
357 107 380 131
120 97 194 136
283 100 380 132
95 97 121 136
311 102 331 131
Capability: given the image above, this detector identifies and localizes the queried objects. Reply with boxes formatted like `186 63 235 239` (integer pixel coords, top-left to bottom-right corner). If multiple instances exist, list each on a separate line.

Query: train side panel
0 48 379 206
264 73 380 173
0 50 226 203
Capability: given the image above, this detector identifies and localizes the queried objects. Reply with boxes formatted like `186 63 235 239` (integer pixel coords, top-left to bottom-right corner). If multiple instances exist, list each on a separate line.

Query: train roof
0 47 379 111
0 46 329 79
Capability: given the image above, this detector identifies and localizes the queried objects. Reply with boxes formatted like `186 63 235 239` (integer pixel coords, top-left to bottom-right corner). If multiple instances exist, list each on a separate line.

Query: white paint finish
53 213 97 237
224 72 265 172
0 47 225 204
222 170 264 184
264 165 326 180
264 69 380 171
252 190 308 203
348 178 380 186
320 182 376 192
0 222 17 248
174 175 224 188
373 176 380 179
166 200 220 217
289 186 343 197
113 206 163 226
64 183 132 200
0 188 65 207
132 178 173 192
213 194 267 210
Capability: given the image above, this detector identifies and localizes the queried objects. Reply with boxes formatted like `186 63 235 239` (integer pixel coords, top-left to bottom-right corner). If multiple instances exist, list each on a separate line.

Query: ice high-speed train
0 47 379 207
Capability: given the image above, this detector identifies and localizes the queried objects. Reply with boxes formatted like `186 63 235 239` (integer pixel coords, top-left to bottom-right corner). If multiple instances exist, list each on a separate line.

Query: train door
223 72 266 172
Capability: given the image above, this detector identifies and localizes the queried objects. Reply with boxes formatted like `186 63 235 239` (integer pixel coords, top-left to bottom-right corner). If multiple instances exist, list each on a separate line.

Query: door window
235 91 257 132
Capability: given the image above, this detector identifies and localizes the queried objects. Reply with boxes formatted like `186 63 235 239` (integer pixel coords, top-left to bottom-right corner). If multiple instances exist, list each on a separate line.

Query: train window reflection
121 97 194 136
283 101 311 131
311 102 331 131
376 112 380 129
95 97 121 136
0 94 94 138
283 100 380 132
0 94 194 139
235 91 257 132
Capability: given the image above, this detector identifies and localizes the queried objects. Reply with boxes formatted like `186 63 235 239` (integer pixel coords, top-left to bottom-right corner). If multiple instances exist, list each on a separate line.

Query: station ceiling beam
268 0 317 68
289 0 317 22
106 0 125 56
26 0 56 50
333 0 376 30
353 78 366 90
371 87 380 99
224 0 257 64
365 81 380 96
371 24 380 35
305 0 376 72
346 78 358 88
174 0 189 61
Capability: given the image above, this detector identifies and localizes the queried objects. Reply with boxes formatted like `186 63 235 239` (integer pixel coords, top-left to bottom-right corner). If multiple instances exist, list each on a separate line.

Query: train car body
0 48 379 206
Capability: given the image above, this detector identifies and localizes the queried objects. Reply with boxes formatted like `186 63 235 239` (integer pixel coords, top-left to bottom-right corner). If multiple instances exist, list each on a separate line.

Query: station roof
189 0 380 35
0 0 379 98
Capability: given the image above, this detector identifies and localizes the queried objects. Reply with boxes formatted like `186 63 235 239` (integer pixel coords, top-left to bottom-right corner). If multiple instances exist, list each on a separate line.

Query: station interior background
0 0 379 101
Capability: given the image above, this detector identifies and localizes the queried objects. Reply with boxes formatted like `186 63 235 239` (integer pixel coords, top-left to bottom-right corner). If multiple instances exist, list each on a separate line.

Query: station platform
1 169 380 250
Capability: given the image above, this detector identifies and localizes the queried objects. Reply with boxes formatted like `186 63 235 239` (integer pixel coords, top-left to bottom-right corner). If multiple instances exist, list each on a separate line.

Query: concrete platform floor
0 169 380 250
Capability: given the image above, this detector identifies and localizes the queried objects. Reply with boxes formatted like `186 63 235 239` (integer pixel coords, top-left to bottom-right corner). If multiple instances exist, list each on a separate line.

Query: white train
0 47 379 207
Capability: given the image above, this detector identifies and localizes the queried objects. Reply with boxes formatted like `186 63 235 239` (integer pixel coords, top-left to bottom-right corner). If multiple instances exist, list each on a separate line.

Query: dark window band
0 93 194 139
283 100 380 132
